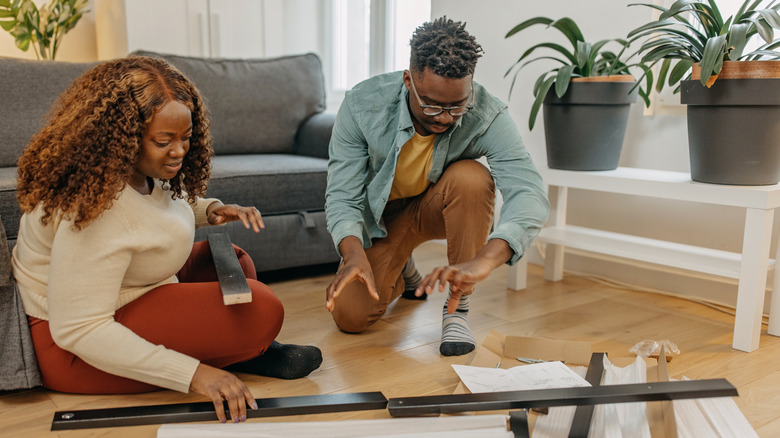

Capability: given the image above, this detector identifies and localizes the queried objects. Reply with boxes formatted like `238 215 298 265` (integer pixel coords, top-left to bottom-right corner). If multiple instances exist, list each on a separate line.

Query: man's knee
439 160 496 214
443 160 495 198
331 307 375 334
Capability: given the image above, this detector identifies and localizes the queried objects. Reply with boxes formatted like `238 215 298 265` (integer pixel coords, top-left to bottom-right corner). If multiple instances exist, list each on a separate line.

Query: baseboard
524 245 774 315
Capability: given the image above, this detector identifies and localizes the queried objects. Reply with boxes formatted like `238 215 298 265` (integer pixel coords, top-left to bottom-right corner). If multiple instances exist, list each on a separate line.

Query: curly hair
409 16 484 78
17 55 213 229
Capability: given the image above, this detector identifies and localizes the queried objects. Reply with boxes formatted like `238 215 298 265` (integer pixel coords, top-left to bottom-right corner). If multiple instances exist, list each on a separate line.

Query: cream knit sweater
12 180 218 393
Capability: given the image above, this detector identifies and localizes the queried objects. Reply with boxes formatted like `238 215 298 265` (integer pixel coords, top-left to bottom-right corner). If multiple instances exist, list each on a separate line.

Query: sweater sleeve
46 216 199 393
192 197 220 229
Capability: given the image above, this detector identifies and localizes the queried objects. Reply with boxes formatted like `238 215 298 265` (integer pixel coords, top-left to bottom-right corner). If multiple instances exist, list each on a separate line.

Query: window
327 0 431 95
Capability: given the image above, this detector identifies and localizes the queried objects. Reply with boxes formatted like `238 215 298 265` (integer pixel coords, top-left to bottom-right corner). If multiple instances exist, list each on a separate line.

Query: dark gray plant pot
543 81 637 171
681 79 780 185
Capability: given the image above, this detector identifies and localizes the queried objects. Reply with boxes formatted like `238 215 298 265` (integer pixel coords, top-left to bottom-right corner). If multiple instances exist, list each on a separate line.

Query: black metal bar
568 352 606 438
509 410 530 438
52 391 387 431
387 379 737 417
208 232 252 305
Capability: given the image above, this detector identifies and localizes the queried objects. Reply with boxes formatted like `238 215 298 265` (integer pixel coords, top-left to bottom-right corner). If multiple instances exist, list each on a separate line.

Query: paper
452 361 591 393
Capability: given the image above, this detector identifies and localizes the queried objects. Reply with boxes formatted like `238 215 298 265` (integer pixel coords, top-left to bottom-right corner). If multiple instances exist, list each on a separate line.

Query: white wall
432 0 777 311
432 0 689 173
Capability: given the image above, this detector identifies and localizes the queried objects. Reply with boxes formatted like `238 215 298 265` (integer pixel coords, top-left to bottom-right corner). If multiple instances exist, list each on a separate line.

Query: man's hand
189 363 257 424
415 259 491 313
325 236 379 312
415 239 513 313
207 202 265 232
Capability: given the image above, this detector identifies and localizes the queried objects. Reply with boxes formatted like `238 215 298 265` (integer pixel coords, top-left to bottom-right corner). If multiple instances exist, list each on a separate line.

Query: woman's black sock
226 341 323 379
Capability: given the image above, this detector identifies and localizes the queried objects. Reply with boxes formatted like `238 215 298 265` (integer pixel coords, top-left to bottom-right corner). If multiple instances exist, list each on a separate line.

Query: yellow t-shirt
389 132 435 201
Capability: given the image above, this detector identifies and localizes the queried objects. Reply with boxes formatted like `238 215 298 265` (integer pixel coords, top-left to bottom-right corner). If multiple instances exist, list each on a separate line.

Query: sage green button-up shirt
325 71 549 265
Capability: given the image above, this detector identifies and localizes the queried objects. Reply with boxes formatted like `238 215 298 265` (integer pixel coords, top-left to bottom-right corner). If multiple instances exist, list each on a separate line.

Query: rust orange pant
28 241 284 394
331 160 496 333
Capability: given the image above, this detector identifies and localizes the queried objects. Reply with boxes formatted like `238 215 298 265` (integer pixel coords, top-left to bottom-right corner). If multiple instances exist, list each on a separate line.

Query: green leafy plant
505 16 650 130
0 0 89 60
628 0 780 91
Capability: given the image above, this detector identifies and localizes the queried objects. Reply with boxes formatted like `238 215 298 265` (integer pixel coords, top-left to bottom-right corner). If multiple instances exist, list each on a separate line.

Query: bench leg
769 228 780 337
544 185 567 282
507 258 527 290
732 208 773 352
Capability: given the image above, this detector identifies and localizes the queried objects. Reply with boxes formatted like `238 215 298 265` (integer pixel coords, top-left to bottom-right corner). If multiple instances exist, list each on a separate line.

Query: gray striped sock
402 256 422 291
401 256 426 300
440 293 475 356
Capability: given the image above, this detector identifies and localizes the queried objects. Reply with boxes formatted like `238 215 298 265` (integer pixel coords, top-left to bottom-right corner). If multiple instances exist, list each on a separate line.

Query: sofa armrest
294 112 335 159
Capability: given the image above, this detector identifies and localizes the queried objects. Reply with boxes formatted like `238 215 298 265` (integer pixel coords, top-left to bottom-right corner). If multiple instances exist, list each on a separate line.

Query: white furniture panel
95 0 266 60
509 167 780 352
206 0 265 59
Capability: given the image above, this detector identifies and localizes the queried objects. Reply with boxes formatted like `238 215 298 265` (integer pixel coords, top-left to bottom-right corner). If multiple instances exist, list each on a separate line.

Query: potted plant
628 0 780 185
505 16 650 171
0 0 89 60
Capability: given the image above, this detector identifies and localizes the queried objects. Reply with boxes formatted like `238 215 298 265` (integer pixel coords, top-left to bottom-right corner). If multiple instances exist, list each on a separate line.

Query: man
324 16 549 356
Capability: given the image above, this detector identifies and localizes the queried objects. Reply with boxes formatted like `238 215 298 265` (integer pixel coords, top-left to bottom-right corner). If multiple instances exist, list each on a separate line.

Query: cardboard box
458 330 591 374
454 331 676 437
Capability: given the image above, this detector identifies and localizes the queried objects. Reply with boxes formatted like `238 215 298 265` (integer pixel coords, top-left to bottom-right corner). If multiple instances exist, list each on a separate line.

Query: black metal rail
51 391 388 430
388 379 737 417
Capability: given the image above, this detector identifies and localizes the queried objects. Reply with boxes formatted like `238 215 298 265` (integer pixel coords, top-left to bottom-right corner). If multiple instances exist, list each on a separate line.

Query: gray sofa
0 52 339 273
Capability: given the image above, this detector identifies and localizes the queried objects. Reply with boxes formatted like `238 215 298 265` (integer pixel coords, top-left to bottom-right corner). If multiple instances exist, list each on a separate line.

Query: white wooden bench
508 167 780 352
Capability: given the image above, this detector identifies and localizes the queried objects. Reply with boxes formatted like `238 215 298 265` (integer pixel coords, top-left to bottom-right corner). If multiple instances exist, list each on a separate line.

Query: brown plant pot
682 61 780 185
692 60 780 85
543 75 637 171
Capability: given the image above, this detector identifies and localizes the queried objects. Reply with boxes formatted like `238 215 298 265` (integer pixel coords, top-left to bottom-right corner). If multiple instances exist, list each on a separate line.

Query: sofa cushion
206 154 328 215
0 154 330 241
134 51 327 156
195 211 338 272
0 58 97 168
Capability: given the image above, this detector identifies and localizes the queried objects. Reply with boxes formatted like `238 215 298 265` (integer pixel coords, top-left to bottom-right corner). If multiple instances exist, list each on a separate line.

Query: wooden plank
388 379 738 417
51 392 388 430
158 415 513 437
657 346 679 438
208 232 252 305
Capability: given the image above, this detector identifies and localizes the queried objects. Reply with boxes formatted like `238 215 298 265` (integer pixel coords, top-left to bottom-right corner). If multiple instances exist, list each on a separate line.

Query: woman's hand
189 363 257 423
207 202 265 232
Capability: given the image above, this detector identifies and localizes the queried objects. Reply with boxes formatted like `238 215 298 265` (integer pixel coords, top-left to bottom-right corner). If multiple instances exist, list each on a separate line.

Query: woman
11 56 321 424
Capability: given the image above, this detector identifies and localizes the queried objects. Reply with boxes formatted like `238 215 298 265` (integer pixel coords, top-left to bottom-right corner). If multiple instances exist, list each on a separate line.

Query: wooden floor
2 241 779 437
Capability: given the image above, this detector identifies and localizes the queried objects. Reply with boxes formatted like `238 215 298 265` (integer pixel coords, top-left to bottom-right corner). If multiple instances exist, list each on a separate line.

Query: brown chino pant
331 159 496 333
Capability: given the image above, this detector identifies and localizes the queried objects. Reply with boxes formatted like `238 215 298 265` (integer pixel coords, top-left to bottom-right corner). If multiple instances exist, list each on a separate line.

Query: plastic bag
629 339 680 358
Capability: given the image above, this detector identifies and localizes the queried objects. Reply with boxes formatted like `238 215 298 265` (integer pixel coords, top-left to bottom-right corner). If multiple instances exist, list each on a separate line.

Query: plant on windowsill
505 16 650 171
0 0 89 60
628 0 780 185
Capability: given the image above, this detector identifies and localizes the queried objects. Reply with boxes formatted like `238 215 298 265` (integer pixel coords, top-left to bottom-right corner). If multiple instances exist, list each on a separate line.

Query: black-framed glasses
406 70 474 117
